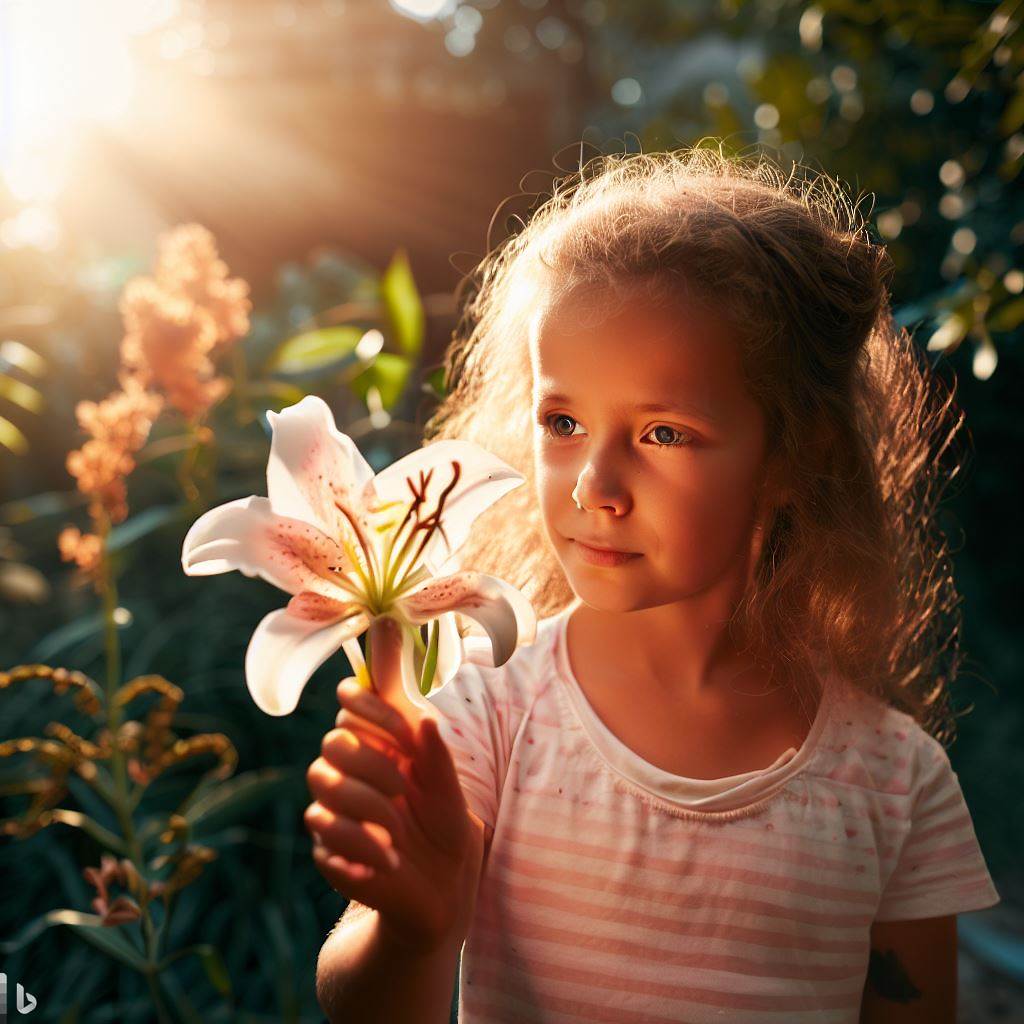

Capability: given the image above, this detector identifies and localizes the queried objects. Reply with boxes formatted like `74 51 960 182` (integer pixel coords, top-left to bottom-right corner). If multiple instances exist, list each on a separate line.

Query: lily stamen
405 462 460 582
333 500 379 584
382 469 435 595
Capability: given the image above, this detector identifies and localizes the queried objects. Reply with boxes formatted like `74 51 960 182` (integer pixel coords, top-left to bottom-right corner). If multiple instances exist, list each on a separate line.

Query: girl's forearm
316 906 463 1024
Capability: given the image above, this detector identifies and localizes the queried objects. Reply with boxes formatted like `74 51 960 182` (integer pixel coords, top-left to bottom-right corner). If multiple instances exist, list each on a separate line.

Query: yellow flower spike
160 813 189 845
146 733 237 784
114 674 184 710
43 722 104 760
0 664 103 716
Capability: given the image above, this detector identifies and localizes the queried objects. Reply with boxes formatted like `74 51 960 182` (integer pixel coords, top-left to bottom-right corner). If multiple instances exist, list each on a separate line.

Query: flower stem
98 519 176 1009
177 423 202 511
97 526 142 861
144 965 174 1024
231 344 253 426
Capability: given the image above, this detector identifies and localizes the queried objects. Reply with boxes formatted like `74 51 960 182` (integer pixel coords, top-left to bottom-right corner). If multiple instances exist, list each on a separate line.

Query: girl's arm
859 915 957 1023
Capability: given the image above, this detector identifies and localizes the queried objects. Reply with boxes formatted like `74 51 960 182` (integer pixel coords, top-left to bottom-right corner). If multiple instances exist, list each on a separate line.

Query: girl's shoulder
817 678 958 797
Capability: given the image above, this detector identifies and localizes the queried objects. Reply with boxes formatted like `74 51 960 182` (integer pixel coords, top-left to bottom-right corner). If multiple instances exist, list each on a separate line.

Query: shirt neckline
550 602 835 812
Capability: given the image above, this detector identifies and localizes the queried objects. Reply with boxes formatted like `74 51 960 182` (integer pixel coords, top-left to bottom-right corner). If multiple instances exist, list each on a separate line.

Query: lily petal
396 570 537 668
286 591 359 623
369 440 525 576
425 611 464 692
266 395 377 554
181 495 353 598
245 606 369 716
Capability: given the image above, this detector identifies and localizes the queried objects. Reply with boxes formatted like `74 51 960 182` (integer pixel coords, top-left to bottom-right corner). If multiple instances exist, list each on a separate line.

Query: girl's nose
572 466 631 516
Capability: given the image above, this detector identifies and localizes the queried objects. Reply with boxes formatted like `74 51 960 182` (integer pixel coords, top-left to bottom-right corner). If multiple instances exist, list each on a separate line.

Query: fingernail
385 846 400 870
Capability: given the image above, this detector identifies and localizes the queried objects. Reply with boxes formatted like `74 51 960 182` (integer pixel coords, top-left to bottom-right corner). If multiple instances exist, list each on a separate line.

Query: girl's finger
336 679 417 755
321 727 407 799
334 707 413 764
311 834 376 887
306 757 407 848
305 800 401 873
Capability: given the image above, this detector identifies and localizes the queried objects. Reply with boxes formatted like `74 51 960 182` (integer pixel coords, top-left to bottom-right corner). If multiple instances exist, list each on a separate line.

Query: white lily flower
181 395 536 716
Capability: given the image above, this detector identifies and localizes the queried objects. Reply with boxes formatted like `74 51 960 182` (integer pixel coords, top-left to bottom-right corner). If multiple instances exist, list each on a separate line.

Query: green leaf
0 412 28 454
350 352 412 411
0 372 43 412
196 945 232 997
28 611 105 662
423 364 448 400
989 296 1024 333
264 326 365 375
0 488 76 525
106 504 178 552
381 249 425 358
999 89 1024 136
50 809 126 854
159 943 233 997
926 309 971 355
420 619 439 696
0 909 148 972
0 338 47 376
245 379 308 406
184 768 291 837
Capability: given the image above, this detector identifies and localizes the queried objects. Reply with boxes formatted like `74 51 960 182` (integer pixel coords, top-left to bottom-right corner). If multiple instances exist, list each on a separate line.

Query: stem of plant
232 344 253 426
99 519 171 988
177 422 202 511
144 965 175 1024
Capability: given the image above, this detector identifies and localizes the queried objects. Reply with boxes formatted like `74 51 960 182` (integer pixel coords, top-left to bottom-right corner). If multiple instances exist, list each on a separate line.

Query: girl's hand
304 615 478 953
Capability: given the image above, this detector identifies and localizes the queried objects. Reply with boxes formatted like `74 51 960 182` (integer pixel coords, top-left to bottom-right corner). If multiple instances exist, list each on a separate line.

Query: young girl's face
529 287 779 613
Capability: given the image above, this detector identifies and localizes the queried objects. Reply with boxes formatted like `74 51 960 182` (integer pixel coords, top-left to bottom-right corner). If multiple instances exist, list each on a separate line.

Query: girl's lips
572 539 642 567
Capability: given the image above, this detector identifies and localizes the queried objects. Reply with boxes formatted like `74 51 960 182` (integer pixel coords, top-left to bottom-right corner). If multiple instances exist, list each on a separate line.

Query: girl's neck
564 582 779 708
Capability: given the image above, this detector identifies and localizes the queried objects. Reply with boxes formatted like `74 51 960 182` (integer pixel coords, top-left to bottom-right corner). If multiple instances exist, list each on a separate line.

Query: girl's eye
540 413 693 447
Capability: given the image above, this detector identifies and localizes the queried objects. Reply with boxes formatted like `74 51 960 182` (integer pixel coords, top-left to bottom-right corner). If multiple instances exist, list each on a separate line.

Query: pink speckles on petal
845 828 858 838
286 591 356 623
403 571 484 616
894 730 907 741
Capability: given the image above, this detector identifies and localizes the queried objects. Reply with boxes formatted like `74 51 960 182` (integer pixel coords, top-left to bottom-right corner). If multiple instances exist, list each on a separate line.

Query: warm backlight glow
0 0 179 203
389 0 455 22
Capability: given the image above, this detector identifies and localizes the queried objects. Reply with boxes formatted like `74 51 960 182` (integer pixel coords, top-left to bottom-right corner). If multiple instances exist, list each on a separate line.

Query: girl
307 145 1000 1023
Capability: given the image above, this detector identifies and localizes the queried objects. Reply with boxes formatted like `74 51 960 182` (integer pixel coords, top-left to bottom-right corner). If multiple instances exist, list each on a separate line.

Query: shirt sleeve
424 660 518 832
875 732 1000 922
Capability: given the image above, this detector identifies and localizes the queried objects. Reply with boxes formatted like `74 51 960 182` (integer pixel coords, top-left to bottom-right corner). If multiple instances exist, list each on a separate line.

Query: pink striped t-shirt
425 603 1000 1023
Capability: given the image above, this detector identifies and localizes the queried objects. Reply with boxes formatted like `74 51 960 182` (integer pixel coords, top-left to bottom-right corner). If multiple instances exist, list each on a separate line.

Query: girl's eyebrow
536 390 721 426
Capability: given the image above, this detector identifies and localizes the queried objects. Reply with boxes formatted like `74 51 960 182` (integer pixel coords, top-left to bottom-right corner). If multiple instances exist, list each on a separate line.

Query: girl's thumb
367 615 414 716
416 715 466 805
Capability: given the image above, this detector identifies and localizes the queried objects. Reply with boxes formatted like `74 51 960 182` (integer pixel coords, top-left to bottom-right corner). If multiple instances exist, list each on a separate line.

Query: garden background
0 1 1021 1021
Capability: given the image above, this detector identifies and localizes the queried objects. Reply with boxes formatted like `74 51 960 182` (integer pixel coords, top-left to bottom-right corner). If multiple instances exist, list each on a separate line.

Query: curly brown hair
421 142 968 747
